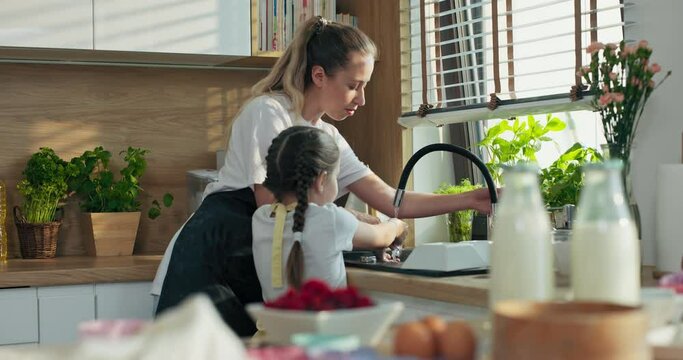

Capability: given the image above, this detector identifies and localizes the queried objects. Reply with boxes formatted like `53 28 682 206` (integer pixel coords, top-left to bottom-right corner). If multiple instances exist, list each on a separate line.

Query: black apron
156 188 262 336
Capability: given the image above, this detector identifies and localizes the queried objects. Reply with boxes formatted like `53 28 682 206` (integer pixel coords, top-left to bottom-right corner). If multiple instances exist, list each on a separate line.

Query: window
399 0 629 126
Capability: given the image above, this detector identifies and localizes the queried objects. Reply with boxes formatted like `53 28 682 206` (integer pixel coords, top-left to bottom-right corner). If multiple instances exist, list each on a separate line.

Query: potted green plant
435 179 481 242
68 146 173 256
540 143 602 208
478 114 566 184
15 148 78 258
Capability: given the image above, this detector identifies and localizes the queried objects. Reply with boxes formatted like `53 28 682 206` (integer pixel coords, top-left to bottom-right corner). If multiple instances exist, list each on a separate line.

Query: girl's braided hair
262 126 339 288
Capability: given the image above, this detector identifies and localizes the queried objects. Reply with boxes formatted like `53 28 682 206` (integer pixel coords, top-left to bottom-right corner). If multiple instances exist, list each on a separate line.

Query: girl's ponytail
251 16 376 116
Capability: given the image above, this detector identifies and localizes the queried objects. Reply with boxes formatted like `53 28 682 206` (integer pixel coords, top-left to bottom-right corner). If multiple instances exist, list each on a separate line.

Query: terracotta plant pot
82 212 141 256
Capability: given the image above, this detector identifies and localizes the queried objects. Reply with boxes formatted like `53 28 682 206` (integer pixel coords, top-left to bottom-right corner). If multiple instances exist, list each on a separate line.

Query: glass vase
446 210 474 243
600 143 641 239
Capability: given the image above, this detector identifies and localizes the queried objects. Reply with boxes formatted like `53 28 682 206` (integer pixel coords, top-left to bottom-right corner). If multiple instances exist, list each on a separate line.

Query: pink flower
602 84 609 94
599 94 612 107
631 77 641 86
621 45 637 58
582 65 591 74
606 43 618 51
612 92 625 103
586 42 605 54
609 72 618 81
651 63 662 73
638 40 649 49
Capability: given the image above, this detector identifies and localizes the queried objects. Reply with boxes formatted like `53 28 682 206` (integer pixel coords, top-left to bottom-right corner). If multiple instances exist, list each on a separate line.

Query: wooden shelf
0 47 278 69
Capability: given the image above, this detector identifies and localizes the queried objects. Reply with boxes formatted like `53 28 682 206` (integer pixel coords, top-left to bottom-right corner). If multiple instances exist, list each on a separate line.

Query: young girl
252 126 407 299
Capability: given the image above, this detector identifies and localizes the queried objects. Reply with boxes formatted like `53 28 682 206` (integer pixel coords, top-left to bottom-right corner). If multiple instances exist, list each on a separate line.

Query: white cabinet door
0 0 93 49
94 0 250 55
37 285 95 344
0 288 38 346
95 282 154 320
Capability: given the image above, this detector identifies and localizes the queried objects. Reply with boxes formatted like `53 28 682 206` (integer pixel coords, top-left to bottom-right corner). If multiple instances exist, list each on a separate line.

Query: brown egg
393 320 438 359
437 321 477 360
422 315 447 334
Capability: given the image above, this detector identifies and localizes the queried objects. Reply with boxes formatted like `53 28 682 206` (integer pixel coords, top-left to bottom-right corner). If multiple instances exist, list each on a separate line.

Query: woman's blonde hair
252 16 377 115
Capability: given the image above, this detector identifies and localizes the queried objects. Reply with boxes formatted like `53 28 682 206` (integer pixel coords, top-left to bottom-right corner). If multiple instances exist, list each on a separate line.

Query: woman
154 16 492 336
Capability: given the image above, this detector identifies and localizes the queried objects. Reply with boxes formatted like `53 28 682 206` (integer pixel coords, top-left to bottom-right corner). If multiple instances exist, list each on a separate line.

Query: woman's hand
464 188 500 215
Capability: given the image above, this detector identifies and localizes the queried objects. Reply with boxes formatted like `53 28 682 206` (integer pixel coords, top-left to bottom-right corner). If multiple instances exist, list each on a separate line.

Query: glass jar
489 164 554 308
571 161 640 306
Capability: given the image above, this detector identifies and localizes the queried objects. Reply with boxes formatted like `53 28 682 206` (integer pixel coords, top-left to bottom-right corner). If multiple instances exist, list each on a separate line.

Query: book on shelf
258 0 358 53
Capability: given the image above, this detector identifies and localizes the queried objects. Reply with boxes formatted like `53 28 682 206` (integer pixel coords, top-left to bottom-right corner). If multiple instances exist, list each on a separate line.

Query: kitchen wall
0 63 267 257
626 0 682 266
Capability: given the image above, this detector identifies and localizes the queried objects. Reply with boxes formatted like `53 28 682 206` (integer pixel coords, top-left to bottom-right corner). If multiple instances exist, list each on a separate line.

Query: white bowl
246 301 404 346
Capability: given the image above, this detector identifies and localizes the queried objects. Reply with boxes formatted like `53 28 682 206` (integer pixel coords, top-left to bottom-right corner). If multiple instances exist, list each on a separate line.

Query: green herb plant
478 114 567 184
435 179 481 242
68 146 173 219
17 148 78 223
540 143 602 208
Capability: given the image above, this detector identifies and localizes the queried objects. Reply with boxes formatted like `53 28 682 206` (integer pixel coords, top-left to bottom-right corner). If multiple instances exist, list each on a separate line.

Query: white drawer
0 288 38 345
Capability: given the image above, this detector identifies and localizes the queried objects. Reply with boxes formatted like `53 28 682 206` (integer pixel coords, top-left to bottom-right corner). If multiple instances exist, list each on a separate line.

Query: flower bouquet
579 40 671 196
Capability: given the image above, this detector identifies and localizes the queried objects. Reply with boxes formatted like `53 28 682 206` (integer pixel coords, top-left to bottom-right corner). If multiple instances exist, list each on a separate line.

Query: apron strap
270 202 297 288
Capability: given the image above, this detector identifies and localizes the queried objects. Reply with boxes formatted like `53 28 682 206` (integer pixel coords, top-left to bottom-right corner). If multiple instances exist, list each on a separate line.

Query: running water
391 206 402 261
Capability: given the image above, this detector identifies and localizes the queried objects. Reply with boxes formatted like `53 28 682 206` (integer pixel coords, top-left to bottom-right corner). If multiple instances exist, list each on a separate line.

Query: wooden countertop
347 267 490 307
0 255 659 309
347 266 659 308
0 255 163 288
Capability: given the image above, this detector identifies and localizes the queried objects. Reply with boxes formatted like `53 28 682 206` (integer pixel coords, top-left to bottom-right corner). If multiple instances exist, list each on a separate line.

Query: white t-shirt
204 93 372 198
252 203 358 301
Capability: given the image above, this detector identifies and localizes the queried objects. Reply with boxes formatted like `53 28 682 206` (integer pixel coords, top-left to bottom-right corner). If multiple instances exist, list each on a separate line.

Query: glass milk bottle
571 161 640 305
489 164 554 309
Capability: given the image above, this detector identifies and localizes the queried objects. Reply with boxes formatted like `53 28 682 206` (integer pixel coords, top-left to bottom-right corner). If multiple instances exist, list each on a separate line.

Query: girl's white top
252 203 358 301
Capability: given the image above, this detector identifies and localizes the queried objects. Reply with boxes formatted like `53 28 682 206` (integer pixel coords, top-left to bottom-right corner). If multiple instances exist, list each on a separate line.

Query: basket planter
82 212 141 256
13 206 61 259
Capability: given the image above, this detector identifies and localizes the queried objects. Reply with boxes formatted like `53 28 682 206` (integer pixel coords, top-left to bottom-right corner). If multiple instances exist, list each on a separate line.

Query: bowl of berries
246 279 403 346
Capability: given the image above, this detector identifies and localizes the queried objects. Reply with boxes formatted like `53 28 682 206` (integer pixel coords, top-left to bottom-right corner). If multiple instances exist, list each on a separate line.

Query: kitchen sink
343 248 488 278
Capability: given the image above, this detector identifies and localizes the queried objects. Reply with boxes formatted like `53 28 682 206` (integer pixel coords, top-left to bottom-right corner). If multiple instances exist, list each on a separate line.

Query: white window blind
399 0 630 127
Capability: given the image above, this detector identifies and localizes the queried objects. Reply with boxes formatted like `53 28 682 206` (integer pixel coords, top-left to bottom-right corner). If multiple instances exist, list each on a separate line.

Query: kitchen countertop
0 255 163 288
0 255 660 309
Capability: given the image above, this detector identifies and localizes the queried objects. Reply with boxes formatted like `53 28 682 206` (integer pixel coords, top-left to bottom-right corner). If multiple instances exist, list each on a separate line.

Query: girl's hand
346 208 381 224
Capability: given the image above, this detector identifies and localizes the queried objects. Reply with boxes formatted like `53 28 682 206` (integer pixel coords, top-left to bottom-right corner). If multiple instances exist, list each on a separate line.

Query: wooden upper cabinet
0 0 93 49
93 0 250 56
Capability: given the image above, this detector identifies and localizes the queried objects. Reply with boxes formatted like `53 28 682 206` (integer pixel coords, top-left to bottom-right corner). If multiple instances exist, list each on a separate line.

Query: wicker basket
14 206 61 259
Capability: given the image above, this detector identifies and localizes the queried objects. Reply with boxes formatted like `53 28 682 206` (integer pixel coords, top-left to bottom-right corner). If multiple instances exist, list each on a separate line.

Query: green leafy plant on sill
540 143 603 208
68 146 173 219
17 148 78 223
435 179 482 242
478 114 567 184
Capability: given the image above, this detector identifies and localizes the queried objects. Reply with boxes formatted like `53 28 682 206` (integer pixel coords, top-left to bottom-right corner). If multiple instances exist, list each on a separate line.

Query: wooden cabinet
93 0 250 56
0 288 38 346
0 0 93 49
37 285 96 344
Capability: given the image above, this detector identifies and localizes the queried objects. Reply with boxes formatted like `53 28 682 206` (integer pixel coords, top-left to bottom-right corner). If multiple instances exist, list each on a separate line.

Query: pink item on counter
78 319 149 340
247 346 307 360
659 271 683 294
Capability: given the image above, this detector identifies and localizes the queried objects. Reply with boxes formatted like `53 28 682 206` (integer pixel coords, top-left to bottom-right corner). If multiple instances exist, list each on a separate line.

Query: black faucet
393 143 498 215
